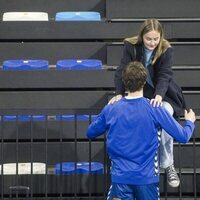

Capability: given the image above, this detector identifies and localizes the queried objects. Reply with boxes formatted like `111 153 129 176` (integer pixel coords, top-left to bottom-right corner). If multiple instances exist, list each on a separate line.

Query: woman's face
143 30 160 50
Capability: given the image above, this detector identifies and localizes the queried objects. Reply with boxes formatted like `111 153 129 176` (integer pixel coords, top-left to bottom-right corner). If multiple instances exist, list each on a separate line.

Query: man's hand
185 109 196 123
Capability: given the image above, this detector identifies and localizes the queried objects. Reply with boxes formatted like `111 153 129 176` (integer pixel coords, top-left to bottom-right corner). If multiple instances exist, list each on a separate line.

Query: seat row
1 59 102 70
1 115 98 121
2 12 101 21
0 162 103 175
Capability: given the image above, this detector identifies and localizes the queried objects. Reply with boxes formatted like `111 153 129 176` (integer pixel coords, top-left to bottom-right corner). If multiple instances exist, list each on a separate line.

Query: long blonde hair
125 19 171 64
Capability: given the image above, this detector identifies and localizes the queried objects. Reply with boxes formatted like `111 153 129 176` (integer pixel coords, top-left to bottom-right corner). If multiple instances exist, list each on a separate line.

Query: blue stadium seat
2 115 46 121
56 115 75 120
2 60 49 70
56 115 98 121
31 115 46 121
55 162 103 174
77 162 103 174
3 115 31 121
55 162 76 174
56 59 102 70
2 115 17 121
55 11 101 21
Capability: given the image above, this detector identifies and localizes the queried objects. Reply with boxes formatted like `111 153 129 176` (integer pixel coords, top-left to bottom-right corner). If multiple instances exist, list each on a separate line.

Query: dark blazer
115 41 186 117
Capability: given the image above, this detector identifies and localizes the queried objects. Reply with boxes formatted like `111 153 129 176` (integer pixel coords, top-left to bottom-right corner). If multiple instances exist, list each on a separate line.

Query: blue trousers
107 182 159 200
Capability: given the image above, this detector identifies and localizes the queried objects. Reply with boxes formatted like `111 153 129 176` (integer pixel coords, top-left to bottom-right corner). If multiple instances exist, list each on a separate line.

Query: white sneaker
166 164 180 187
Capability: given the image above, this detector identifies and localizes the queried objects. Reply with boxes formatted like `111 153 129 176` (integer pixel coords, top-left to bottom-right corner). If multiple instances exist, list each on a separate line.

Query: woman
109 18 186 188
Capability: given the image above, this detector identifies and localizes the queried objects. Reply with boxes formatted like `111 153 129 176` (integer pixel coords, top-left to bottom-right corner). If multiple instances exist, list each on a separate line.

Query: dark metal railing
0 110 199 199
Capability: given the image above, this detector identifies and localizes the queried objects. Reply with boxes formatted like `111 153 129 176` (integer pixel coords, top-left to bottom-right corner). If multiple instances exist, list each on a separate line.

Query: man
87 61 196 199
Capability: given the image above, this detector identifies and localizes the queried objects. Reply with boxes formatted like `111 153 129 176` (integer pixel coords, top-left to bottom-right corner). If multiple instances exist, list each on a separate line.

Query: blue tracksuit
87 97 195 198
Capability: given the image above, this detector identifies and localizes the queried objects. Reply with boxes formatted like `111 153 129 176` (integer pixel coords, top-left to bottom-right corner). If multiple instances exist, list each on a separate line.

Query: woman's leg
159 101 174 168
159 101 180 187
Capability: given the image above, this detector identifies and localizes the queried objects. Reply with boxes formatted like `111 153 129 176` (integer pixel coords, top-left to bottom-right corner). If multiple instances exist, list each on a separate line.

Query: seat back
55 11 101 21
3 12 49 21
2 60 49 70
56 59 102 70
0 162 46 175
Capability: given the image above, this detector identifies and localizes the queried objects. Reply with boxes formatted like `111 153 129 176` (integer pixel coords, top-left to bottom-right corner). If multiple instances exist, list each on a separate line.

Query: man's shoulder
105 98 126 110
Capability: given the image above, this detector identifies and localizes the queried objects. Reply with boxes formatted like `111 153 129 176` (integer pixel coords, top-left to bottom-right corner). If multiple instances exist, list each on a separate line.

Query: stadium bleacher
0 0 199 199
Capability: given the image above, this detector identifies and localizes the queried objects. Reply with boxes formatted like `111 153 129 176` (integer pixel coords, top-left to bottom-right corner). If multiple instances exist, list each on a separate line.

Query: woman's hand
150 95 163 107
108 94 123 104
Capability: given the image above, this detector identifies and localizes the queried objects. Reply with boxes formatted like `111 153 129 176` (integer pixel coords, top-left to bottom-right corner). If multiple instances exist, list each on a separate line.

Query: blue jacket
87 97 195 185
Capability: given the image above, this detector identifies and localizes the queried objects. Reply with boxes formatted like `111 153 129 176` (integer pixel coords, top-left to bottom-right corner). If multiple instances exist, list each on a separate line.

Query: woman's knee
162 101 174 116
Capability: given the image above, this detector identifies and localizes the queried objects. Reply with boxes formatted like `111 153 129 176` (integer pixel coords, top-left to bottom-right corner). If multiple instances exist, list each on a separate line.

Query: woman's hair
125 19 171 64
122 61 147 92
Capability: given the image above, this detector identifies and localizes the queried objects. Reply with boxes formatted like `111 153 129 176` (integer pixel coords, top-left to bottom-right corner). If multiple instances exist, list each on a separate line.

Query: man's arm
154 107 195 143
87 109 108 139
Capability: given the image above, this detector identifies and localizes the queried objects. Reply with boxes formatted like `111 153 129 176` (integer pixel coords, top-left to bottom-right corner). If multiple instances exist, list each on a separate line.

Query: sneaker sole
168 180 180 188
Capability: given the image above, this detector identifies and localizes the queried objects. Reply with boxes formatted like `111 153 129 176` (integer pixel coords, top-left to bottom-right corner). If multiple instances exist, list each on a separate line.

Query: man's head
122 61 147 92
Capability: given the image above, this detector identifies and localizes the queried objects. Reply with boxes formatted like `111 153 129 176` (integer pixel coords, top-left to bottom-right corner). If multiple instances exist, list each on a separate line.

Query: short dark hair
122 61 147 92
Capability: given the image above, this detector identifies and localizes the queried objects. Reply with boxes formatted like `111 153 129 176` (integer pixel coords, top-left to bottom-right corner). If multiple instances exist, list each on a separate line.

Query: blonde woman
109 19 186 187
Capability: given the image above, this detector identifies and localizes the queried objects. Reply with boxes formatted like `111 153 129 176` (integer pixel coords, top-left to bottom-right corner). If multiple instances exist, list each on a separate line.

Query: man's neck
127 90 143 98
